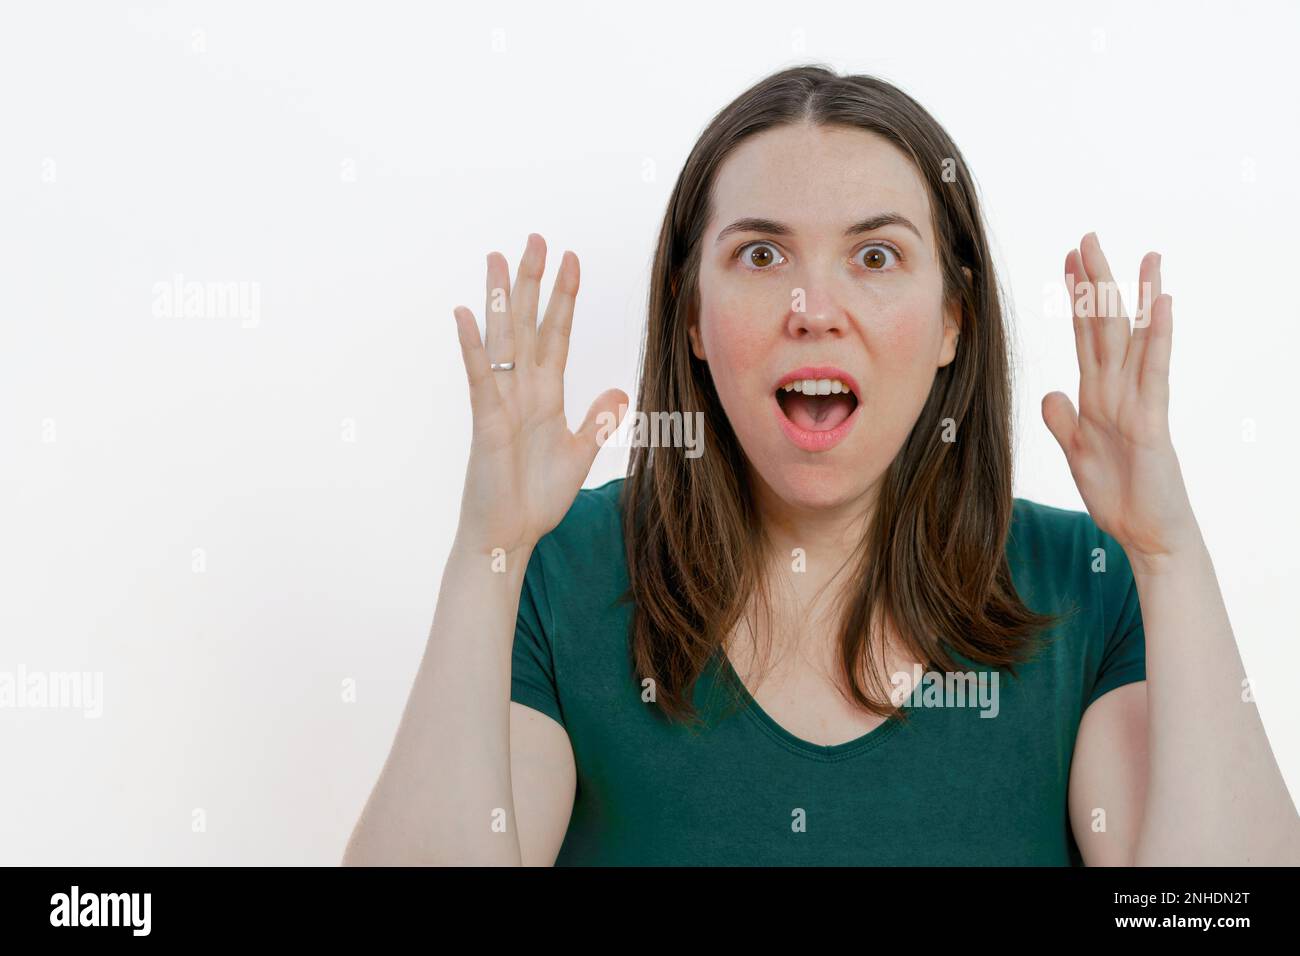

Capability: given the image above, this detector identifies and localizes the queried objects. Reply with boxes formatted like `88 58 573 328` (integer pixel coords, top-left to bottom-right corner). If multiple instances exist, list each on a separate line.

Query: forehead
708 123 935 249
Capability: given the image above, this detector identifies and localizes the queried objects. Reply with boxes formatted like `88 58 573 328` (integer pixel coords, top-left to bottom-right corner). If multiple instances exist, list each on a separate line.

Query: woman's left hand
1041 232 1201 572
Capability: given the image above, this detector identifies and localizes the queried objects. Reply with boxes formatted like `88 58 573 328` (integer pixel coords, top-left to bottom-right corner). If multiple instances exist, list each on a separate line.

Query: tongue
782 392 855 431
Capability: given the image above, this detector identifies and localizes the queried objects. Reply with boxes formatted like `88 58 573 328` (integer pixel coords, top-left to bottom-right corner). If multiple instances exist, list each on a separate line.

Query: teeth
781 377 852 396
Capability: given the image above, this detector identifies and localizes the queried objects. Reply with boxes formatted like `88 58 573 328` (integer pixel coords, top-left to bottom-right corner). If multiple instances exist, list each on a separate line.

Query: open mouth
775 377 859 432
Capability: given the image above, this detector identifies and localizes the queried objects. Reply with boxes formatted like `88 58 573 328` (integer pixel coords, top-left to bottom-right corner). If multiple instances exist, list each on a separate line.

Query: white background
1 0 1296 864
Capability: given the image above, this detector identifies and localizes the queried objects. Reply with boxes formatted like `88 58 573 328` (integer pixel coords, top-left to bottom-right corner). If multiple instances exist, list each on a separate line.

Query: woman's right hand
451 233 628 559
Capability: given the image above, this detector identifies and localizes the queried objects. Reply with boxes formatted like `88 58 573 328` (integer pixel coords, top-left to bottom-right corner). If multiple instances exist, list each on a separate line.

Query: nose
785 283 848 339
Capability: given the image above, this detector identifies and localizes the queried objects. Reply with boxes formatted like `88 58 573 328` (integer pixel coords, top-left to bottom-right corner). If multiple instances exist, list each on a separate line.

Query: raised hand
1041 232 1200 569
451 233 628 558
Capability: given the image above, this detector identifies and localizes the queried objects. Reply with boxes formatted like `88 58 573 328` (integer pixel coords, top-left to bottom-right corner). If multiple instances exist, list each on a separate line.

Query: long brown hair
623 64 1062 726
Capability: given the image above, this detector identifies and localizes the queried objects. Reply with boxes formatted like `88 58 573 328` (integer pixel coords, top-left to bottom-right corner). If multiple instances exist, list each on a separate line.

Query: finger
1078 232 1130 371
537 250 579 371
510 233 545 366
1065 248 1096 374
484 251 516 368
1041 390 1079 458
1124 251 1161 382
452 305 501 420
1139 293 1173 408
573 388 629 467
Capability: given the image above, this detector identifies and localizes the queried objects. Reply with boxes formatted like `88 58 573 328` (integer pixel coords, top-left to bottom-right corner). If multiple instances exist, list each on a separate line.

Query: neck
748 465 882 594
731 465 895 680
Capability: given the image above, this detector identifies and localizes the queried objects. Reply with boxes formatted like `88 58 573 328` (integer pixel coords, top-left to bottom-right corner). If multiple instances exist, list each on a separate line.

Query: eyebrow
714 213 924 244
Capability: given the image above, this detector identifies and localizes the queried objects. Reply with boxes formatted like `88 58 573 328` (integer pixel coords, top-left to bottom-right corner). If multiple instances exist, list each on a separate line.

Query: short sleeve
1085 534 1148 710
510 545 566 728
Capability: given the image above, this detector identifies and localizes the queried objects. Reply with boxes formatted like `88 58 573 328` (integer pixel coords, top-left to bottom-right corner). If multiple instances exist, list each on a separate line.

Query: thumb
575 388 630 465
1041 391 1078 458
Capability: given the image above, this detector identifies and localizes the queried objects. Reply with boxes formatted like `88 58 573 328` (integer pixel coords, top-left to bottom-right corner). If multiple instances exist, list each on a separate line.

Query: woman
344 65 1300 866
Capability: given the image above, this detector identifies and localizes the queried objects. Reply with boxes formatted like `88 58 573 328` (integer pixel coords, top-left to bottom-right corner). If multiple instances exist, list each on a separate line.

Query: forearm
1131 525 1300 865
343 535 531 866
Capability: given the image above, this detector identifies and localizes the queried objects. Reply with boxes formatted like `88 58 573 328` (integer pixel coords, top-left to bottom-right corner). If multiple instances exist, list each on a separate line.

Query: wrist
449 528 537 566
1126 526 1209 579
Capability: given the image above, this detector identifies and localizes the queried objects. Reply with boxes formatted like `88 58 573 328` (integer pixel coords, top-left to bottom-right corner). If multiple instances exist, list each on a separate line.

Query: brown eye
858 243 901 271
736 241 785 271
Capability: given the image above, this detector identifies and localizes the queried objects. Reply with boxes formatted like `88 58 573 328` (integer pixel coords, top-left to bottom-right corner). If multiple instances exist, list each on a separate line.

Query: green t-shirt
511 477 1146 865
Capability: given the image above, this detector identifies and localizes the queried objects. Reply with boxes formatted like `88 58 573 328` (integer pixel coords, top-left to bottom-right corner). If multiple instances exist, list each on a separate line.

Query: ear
687 313 707 361
937 266 971 368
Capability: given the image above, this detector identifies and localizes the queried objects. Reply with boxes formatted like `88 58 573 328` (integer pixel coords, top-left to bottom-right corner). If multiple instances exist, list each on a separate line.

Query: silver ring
489 361 515 371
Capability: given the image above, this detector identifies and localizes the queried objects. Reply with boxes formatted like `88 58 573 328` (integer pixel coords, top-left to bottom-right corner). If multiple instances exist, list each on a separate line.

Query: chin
747 448 872 512
781 469 867 509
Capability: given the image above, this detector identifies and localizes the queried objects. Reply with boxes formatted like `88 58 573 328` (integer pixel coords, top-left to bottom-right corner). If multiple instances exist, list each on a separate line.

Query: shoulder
1010 497 1127 565
1008 496 1139 627
1010 496 1097 548
529 476 629 586
542 476 626 546
520 478 633 672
